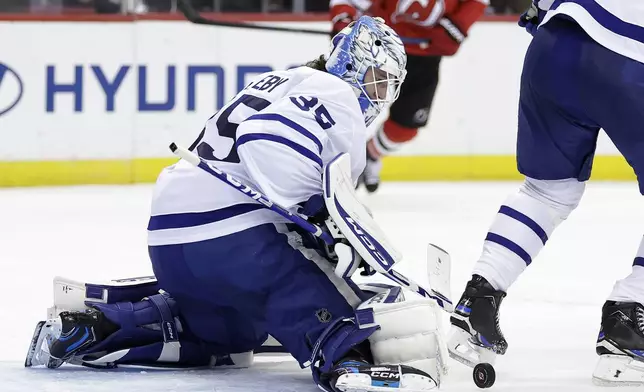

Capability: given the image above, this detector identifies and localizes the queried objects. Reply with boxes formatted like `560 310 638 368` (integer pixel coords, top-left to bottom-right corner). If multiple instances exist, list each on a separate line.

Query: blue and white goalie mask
326 16 407 127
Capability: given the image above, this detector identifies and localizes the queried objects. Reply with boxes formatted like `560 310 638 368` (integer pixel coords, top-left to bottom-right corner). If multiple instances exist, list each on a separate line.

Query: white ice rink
1 181 642 391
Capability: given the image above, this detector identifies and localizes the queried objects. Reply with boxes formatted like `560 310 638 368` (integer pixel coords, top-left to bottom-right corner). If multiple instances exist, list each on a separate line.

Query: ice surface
1 181 642 391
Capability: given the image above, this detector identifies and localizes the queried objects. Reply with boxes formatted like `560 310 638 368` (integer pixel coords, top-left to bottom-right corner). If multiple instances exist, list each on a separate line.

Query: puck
473 363 496 388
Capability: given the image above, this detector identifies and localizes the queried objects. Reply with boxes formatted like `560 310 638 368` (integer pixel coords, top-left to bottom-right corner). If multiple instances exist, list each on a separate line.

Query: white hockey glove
333 242 376 278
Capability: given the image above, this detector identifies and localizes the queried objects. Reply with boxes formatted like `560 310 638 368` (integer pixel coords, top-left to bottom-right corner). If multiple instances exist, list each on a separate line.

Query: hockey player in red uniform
331 0 488 192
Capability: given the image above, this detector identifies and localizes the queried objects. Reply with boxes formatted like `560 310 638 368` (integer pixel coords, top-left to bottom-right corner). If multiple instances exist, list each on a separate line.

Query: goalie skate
330 360 438 392
25 308 114 369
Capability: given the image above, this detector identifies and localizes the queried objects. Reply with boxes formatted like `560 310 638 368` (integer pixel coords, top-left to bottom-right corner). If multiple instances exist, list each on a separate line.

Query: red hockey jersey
330 0 488 56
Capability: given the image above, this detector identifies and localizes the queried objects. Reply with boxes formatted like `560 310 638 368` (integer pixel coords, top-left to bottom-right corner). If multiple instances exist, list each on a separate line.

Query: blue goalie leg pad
78 293 217 367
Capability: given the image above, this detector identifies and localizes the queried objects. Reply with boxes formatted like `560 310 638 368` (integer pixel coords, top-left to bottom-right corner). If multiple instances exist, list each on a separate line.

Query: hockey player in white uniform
25 16 452 392
448 0 644 386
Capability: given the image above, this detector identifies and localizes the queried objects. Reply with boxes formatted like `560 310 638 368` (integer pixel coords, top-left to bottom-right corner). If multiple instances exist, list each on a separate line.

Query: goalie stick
169 143 453 312
176 0 329 35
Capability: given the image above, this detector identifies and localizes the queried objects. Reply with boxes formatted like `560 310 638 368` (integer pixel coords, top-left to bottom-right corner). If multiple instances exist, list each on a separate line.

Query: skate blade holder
25 318 62 368
593 354 644 386
447 328 496 368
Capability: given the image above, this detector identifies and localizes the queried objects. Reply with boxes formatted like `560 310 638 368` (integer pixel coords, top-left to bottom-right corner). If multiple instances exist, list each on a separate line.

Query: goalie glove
311 235 375 279
299 195 375 279
334 242 376 279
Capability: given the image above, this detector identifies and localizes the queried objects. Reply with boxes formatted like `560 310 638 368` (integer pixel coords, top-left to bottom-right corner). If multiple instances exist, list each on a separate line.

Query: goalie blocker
322 154 453 313
323 153 401 276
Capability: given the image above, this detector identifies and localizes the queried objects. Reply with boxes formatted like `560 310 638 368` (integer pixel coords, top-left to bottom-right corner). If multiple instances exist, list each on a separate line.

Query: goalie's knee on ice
77 293 233 367
84 293 180 353
89 292 179 333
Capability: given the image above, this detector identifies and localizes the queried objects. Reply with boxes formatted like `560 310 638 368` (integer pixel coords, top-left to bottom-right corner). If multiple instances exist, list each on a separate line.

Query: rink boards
0 17 636 186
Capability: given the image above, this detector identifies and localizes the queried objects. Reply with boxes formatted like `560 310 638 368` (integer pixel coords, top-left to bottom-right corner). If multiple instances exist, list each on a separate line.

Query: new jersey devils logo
392 0 445 27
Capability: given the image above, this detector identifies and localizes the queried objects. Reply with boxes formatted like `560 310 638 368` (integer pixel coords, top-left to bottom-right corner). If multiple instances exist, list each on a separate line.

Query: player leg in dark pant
572 33 644 195
519 17 644 380
450 16 644 366
150 223 368 365
517 17 603 182
362 55 441 192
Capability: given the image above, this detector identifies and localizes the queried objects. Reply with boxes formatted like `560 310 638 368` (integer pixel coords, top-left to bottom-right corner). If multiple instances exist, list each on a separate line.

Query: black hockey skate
447 275 507 367
593 301 644 385
47 309 117 368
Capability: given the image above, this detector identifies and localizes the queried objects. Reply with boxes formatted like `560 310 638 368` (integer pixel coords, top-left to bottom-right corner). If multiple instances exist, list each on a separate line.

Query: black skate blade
24 321 46 367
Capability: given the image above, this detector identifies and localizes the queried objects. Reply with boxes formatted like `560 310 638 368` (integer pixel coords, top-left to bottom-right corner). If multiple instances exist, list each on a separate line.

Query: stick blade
427 243 454 313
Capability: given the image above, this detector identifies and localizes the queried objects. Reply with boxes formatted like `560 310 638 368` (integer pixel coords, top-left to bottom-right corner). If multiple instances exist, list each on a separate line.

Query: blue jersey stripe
634 257 644 267
237 133 323 167
245 113 323 153
551 0 644 44
148 203 264 231
498 205 549 244
485 232 533 265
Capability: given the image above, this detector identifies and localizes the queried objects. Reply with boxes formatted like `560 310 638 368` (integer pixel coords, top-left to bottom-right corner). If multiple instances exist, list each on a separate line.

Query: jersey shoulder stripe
237 133 323 167
245 112 324 153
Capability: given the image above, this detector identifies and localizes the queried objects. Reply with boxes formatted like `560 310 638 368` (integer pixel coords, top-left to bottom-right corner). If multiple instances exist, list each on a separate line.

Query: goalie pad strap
308 317 378 372
147 293 179 343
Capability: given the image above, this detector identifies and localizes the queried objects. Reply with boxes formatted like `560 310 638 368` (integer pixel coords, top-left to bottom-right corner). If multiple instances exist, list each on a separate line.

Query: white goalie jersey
147 67 368 246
